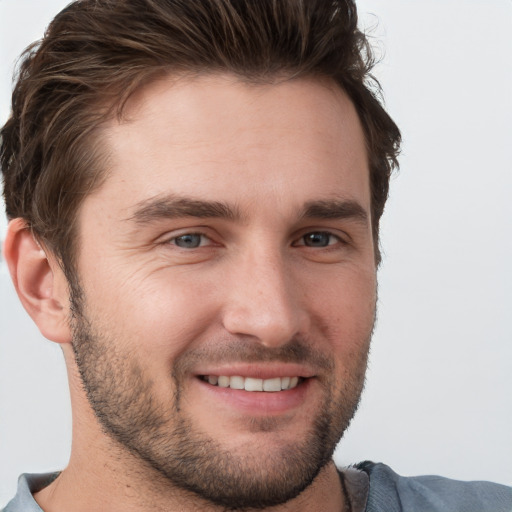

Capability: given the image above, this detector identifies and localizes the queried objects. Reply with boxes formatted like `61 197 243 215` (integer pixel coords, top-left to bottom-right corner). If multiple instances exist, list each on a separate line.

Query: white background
1 0 511 506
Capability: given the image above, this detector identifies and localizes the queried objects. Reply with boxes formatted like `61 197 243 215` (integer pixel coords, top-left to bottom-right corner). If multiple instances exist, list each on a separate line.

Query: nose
221 247 309 348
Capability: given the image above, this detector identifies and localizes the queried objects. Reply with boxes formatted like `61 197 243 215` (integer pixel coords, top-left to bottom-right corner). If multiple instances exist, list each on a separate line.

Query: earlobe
3 218 72 344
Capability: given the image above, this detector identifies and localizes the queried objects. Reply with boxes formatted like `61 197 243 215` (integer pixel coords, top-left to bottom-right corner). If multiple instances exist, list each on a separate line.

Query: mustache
173 336 334 376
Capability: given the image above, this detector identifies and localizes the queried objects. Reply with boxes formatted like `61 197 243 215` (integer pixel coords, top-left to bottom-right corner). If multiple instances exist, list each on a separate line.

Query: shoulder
355 461 512 512
2 473 59 512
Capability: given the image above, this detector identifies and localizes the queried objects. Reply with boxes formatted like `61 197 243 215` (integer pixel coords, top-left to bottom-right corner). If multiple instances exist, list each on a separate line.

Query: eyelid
157 227 216 246
172 233 209 248
292 229 348 247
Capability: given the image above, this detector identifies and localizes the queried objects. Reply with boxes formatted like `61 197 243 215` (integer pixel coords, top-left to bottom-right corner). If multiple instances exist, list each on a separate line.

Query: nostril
222 310 305 349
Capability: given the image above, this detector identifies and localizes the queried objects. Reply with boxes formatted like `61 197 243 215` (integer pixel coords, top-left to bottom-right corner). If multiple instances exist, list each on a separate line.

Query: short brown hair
1 0 400 268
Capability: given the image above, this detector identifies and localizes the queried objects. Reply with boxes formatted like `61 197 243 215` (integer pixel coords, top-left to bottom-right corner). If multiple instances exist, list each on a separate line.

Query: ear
3 218 72 344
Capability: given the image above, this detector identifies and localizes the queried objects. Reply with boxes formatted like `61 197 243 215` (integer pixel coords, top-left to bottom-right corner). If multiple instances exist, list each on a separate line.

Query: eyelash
166 230 346 250
169 232 211 249
294 231 344 248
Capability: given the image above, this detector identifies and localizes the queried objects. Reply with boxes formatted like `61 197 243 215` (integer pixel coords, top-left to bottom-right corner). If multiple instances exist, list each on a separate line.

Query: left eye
300 232 339 248
171 233 207 249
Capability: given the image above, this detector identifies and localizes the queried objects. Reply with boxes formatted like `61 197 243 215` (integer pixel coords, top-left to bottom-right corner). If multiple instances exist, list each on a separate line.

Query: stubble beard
69 284 371 510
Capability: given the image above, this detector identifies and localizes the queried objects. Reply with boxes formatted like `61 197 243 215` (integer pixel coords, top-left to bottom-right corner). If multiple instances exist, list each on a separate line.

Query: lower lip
195 377 312 415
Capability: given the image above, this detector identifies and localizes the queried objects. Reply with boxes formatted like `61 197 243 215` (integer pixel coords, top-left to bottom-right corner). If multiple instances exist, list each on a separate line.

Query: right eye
170 233 209 249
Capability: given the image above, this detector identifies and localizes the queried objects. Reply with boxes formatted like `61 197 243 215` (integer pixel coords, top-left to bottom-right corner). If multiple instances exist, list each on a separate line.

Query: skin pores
65 74 377 509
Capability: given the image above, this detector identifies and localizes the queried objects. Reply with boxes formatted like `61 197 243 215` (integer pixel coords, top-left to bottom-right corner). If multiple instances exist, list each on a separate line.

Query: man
1 1 511 511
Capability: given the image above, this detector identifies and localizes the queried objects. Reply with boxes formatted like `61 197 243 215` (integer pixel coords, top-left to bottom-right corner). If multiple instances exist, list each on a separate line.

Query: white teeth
244 377 263 391
204 375 302 392
263 377 282 392
218 376 230 388
230 376 245 390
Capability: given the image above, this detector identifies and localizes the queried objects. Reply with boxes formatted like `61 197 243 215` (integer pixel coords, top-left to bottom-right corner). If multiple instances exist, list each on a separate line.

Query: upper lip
193 363 317 380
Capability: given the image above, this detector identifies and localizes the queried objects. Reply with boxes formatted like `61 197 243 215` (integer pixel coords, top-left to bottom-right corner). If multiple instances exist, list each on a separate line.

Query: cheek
311 267 376 352
80 262 223 359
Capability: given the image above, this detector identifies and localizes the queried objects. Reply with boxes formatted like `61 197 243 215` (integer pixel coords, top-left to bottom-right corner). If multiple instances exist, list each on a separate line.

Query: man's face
70 75 377 508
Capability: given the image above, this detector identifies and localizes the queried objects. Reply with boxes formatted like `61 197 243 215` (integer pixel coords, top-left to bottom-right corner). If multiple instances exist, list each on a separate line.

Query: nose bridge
222 240 305 347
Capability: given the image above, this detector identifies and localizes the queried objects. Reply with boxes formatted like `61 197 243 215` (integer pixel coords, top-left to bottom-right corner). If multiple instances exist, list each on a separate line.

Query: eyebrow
127 195 242 224
126 194 368 227
300 199 369 225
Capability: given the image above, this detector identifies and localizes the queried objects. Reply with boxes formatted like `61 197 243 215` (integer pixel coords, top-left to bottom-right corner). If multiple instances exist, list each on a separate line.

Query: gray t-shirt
355 461 512 512
2 463 512 512
2 473 58 512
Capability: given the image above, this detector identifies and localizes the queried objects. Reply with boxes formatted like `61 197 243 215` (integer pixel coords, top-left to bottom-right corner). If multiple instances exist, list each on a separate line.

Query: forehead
88 74 370 220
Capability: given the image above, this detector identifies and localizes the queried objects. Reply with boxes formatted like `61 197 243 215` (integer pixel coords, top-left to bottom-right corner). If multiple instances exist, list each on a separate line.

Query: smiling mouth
200 375 304 392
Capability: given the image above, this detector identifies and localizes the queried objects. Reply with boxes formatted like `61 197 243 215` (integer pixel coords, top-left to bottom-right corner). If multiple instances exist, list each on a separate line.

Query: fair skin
5 74 376 511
